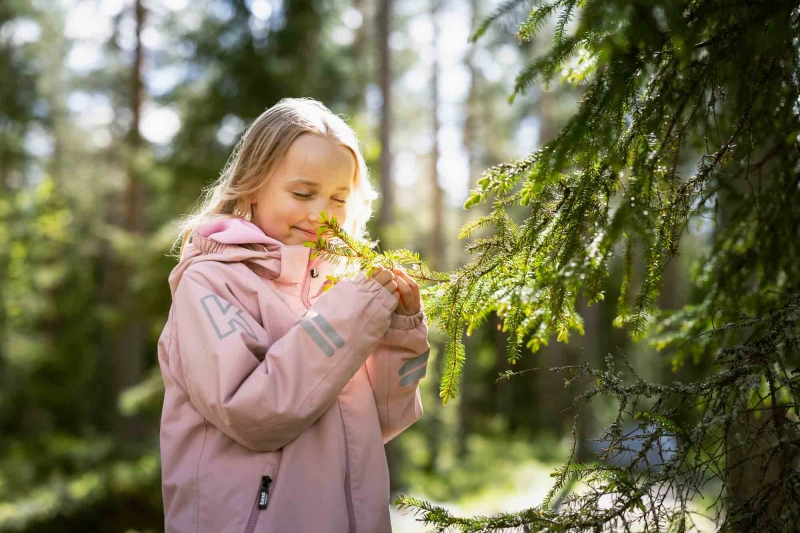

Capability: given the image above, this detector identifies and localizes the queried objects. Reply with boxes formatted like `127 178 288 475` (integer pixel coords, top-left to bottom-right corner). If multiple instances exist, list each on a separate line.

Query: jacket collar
190 217 336 285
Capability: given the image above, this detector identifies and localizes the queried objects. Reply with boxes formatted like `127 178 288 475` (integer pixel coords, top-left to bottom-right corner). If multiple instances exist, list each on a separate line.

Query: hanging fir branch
388 0 800 530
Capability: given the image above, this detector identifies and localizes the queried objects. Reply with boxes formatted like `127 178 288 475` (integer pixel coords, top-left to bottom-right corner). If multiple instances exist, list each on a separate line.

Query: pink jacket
156 217 429 533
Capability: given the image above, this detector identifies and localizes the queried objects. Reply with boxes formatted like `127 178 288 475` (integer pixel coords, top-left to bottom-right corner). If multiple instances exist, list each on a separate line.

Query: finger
369 265 394 278
393 268 420 301
385 280 398 293
392 267 416 290
393 269 420 312
394 276 414 305
372 269 394 286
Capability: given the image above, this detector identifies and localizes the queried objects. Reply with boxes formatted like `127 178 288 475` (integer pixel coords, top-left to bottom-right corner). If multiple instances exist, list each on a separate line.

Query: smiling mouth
294 227 317 238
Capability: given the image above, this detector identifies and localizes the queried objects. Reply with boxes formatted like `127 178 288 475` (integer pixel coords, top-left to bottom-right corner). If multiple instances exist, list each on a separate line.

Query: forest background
2 0 797 531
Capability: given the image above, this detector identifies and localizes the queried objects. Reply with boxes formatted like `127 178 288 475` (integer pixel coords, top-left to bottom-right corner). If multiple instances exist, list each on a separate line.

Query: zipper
258 476 272 509
338 400 358 533
301 257 322 309
243 475 272 533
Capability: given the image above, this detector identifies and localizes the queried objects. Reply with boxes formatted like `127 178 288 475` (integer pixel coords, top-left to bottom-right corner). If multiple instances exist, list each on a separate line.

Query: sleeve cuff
390 310 425 330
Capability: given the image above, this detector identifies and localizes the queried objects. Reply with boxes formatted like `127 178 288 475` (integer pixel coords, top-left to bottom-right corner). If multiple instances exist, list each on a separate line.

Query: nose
306 203 326 229
307 198 343 226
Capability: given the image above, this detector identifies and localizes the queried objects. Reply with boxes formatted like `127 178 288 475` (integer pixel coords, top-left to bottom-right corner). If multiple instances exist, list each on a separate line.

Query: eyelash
292 192 346 204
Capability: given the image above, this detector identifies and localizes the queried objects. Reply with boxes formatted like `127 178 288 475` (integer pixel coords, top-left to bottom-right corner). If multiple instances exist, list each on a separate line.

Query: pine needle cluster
304 212 449 290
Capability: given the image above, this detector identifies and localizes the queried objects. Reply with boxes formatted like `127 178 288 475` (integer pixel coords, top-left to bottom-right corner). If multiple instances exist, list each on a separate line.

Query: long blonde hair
176 98 377 258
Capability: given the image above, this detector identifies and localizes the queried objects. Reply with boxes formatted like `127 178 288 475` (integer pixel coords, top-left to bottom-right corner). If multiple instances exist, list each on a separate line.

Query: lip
293 227 318 238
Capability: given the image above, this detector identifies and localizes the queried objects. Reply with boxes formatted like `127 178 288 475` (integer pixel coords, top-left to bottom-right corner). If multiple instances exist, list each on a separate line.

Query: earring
235 204 252 220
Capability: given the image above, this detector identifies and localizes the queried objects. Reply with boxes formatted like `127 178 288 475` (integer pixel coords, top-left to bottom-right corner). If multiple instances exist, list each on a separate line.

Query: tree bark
110 0 147 442
424 0 446 474
377 0 393 228
455 0 482 462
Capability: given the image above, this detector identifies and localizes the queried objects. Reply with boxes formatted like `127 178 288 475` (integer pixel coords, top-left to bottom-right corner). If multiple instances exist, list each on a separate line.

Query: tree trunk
110 0 147 442
530 89 574 436
350 0 371 111
377 0 393 229
424 0 446 474
574 299 599 462
375 0 408 493
455 0 482 462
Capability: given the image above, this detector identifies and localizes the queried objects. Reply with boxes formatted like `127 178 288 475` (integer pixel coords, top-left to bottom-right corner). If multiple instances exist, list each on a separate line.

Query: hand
392 268 421 316
368 266 400 301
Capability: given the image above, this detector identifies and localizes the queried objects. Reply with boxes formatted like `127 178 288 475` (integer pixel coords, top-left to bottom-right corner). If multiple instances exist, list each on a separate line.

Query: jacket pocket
243 465 275 533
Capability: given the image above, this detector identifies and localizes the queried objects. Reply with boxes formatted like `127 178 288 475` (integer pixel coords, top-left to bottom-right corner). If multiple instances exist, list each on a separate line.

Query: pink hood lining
169 217 337 297
196 217 280 246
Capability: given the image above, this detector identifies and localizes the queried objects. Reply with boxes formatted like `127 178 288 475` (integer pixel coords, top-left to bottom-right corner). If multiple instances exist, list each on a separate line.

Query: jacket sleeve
365 309 430 444
172 268 398 452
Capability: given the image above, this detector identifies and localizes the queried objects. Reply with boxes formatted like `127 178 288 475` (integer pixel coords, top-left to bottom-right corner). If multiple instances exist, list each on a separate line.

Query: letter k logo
200 294 258 341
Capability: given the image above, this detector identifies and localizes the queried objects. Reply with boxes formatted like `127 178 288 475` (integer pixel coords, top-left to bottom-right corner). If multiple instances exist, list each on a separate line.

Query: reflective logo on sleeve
200 294 258 341
398 349 430 386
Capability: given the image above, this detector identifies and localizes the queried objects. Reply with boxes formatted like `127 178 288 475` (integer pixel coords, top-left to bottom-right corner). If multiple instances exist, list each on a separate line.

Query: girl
157 98 429 533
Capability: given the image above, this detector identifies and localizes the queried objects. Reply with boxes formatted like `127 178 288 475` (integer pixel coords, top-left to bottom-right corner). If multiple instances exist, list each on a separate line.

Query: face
249 134 356 246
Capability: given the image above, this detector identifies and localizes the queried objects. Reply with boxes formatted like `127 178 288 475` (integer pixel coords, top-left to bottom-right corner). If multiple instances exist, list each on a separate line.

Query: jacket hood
168 217 337 298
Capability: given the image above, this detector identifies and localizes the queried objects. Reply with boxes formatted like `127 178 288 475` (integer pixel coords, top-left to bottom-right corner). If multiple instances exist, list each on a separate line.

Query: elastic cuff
390 310 425 330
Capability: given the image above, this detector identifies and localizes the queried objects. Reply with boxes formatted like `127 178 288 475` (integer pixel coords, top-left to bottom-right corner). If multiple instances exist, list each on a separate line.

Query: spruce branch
303 212 449 289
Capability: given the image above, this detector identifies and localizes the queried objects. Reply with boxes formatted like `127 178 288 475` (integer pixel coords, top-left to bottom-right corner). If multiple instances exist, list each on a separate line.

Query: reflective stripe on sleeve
311 314 345 348
299 320 335 357
399 365 427 387
398 349 430 376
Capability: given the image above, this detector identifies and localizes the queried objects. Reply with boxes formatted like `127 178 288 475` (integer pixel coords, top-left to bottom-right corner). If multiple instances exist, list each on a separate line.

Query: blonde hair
176 97 377 258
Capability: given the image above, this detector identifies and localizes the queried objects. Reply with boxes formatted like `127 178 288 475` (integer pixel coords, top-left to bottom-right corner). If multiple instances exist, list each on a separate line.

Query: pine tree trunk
375 0 407 493
377 0 393 228
574 299 599 463
719 160 780 528
424 0 446 474
455 0 482 462
110 0 147 443
489 314 513 418
531 89 574 436
351 0 371 106
0 161 7 407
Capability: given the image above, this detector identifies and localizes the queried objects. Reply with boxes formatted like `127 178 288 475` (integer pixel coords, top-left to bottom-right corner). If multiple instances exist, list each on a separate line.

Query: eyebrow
287 178 351 193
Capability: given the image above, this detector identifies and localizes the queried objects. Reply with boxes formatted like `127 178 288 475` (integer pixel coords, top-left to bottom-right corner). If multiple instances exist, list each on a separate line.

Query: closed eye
292 192 347 204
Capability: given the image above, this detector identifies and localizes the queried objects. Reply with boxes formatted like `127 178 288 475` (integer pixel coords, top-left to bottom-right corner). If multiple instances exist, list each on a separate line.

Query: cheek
256 196 300 226
332 202 348 221
279 196 307 217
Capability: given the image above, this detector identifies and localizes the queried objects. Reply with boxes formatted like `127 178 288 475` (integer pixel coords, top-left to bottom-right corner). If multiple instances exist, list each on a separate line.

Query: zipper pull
258 476 272 510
